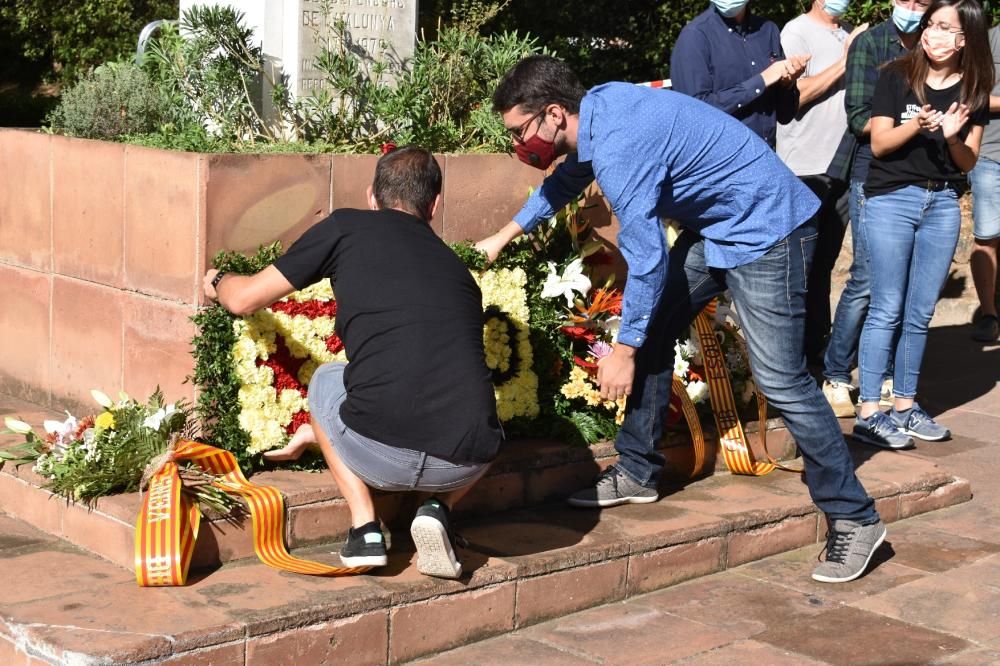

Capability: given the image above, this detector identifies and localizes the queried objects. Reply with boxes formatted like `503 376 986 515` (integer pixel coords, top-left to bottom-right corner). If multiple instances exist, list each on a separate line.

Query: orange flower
569 287 623 323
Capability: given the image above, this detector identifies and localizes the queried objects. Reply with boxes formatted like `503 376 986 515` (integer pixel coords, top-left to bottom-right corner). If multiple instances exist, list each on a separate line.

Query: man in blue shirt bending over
476 56 884 584
671 0 809 147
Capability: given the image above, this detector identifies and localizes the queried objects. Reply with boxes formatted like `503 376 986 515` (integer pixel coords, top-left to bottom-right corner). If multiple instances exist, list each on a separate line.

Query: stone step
0 443 971 665
0 394 794 572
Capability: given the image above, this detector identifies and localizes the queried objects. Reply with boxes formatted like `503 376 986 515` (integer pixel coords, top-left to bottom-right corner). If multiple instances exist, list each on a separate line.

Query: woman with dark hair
853 0 995 448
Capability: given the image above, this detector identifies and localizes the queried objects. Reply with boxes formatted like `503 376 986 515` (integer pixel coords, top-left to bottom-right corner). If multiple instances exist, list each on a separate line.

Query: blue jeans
614 221 877 523
970 157 1000 241
858 185 961 403
824 180 869 384
309 363 490 491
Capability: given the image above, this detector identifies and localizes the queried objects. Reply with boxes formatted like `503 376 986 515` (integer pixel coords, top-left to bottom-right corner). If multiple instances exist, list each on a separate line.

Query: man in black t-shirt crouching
202 146 502 579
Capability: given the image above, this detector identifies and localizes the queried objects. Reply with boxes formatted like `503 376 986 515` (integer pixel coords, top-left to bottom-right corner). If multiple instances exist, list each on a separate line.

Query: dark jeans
801 175 850 364
614 221 877 523
824 180 870 384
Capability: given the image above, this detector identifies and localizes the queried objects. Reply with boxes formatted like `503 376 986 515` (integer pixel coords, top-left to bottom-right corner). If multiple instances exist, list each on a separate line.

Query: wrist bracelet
211 271 228 290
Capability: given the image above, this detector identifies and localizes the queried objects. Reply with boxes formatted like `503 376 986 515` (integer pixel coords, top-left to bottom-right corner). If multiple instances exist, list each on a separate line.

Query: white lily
601 316 621 343
117 391 131 404
43 412 77 438
90 389 114 409
541 258 591 308
4 417 33 435
142 403 178 431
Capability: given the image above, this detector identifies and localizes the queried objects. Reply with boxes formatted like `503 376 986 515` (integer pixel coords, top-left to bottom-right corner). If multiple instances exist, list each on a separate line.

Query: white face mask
710 0 750 18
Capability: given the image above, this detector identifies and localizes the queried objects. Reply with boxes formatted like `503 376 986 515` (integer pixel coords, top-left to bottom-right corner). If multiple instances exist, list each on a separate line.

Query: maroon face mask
515 133 557 170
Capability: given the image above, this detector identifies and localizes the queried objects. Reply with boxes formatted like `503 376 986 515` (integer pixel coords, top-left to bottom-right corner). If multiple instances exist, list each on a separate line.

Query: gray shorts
308 362 489 492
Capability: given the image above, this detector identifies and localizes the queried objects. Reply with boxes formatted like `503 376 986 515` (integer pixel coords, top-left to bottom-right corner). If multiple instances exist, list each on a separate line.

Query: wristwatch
211 271 228 291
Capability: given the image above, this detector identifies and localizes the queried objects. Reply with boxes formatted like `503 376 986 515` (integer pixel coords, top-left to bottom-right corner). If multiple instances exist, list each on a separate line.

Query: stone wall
0 129 546 409
0 128 980 410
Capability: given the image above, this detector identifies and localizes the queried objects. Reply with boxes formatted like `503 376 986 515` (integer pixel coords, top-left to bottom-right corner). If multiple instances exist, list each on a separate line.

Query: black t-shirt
865 67 989 197
273 208 501 464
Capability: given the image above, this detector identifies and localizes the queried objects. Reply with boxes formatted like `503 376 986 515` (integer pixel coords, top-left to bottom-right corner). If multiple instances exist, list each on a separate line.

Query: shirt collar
577 90 594 162
712 7 754 35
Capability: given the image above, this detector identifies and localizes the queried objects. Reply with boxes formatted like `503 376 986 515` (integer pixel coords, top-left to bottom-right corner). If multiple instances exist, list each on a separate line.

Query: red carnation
380 142 397 155
573 355 599 377
561 326 597 343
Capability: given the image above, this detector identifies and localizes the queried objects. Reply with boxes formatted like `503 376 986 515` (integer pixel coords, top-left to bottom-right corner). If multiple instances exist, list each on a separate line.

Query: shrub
47 62 168 140
144 4 279 145
140 1 543 153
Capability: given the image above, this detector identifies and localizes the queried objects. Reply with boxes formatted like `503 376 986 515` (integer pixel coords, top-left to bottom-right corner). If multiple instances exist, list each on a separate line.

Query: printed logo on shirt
901 103 921 122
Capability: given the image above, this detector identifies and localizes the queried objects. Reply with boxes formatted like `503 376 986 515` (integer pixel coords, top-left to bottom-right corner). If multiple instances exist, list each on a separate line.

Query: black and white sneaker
339 521 388 568
410 499 462 579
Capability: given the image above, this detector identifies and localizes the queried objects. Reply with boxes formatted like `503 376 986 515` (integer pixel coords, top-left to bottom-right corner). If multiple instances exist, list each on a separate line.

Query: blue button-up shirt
513 83 819 348
670 7 799 146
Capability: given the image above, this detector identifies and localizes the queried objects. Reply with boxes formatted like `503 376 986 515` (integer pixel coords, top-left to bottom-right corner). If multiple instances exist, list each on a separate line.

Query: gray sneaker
853 411 915 450
812 519 886 583
567 465 658 508
890 403 950 442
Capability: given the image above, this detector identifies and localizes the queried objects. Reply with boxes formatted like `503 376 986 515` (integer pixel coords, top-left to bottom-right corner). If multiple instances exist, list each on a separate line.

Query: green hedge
1 0 179 85
423 0 998 86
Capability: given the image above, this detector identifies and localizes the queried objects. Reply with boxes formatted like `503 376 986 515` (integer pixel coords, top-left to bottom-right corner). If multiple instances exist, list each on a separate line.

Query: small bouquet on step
1 388 239 514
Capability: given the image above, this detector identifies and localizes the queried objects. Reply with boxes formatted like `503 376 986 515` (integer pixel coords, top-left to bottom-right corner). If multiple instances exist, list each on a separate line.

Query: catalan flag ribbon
135 439 371 587
690 303 801 477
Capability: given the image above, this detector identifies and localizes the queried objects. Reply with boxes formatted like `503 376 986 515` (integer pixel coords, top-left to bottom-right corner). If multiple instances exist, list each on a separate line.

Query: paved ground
0 323 994 665
413 323 1000 665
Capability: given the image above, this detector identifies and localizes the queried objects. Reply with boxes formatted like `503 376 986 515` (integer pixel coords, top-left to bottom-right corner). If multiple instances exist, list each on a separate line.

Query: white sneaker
823 380 856 418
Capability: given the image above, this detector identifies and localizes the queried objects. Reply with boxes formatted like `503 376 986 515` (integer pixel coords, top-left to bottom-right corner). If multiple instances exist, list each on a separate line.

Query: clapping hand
780 55 811 85
761 55 811 87
916 104 945 132
844 23 869 54
940 102 970 142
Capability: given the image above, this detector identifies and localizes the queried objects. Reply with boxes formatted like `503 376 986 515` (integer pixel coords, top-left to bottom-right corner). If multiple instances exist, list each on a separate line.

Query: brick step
0 394 794 572
0 445 971 665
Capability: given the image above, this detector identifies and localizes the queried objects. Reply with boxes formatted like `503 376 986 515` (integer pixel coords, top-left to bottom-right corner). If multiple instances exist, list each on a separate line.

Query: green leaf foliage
190 243 282 471
1 0 179 84
428 0 999 86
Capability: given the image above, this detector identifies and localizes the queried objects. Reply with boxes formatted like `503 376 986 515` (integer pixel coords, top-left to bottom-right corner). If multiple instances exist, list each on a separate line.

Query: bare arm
870 105 943 157
475 220 526 263
941 103 982 173
203 265 296 316
991 94 1000 113
796 59 847 106
796 23 869 106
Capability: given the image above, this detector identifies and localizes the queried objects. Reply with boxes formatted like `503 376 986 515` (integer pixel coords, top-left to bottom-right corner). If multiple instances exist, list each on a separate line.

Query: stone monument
178 0 417 110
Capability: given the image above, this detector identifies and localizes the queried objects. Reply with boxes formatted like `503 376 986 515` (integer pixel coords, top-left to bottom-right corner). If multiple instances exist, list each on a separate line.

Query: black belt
923 179 951 191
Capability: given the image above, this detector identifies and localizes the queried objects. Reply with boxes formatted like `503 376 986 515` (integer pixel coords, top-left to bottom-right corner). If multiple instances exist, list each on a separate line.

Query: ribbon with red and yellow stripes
135 439 372 587
687 302 802 477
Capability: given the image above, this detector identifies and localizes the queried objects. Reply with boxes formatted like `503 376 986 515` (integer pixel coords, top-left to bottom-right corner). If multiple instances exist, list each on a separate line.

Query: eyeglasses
924 20 963 34
508 109 546 146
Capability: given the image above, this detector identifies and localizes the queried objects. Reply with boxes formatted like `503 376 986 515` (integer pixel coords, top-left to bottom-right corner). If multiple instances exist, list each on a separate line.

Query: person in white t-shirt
777 0 868 368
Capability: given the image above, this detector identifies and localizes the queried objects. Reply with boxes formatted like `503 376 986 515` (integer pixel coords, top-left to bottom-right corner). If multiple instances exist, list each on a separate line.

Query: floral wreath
231 267 539 455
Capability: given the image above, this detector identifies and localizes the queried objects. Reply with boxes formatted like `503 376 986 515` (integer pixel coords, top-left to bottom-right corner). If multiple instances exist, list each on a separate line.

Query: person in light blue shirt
477 56 884 584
